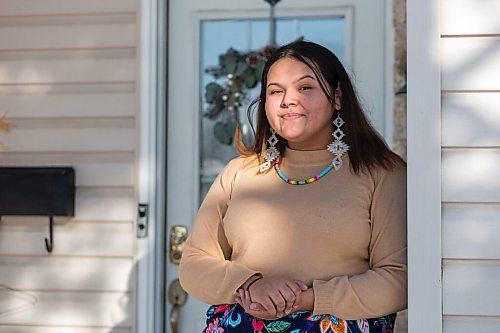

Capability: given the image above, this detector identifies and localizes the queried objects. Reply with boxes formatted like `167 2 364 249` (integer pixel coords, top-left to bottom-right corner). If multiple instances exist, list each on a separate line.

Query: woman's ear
334 84 342 110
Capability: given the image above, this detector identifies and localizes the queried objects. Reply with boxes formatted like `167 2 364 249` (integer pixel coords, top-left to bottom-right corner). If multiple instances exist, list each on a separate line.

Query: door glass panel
200 17 345 200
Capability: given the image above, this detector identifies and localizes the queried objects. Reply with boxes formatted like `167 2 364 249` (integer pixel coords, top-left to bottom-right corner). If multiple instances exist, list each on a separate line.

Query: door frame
137 0 168 332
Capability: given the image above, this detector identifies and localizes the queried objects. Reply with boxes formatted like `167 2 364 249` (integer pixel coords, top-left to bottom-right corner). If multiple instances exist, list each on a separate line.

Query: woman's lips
281 113 303 120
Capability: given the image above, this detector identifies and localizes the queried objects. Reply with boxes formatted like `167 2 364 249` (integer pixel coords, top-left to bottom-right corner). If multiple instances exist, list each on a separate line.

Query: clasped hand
235 277 309 320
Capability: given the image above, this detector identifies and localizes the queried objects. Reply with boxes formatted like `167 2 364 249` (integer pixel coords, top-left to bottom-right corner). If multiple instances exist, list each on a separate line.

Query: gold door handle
168 279 188 333
170 225 188 264
170 304 179 333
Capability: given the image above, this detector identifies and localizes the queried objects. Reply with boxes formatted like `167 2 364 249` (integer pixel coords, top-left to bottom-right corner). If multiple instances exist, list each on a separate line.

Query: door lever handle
168 279 188 333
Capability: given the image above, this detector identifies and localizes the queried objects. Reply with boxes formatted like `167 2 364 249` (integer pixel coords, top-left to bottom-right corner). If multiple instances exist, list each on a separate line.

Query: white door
166 1 388 332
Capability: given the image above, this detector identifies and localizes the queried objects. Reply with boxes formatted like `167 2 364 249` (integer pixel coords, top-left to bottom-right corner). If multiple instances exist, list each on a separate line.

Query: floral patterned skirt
204 304 396 333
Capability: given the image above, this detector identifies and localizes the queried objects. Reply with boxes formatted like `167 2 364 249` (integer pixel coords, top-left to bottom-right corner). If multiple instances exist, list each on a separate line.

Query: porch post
407 0 442 331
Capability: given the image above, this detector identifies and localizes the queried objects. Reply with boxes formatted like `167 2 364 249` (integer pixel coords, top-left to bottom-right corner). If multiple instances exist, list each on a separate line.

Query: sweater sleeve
179 157 261 305
312 164 407 319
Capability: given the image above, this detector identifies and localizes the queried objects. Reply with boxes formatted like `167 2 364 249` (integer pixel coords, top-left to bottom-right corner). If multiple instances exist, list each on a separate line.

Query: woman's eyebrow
267 75 316 88
294 75 316 83
267 82 281 88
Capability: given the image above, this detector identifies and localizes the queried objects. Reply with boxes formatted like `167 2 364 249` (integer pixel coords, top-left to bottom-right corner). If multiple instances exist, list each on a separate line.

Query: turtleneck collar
283 146 334 167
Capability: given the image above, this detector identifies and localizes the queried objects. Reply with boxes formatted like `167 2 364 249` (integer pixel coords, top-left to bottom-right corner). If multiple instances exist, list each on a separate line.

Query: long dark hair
235 40 404 174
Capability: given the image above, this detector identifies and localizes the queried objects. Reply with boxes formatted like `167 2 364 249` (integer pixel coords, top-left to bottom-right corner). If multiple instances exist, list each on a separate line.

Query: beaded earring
259 128 280 172
327 89 349 170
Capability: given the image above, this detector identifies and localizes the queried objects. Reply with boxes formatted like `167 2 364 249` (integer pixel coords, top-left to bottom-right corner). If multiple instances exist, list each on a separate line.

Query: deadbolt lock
170 225 188 264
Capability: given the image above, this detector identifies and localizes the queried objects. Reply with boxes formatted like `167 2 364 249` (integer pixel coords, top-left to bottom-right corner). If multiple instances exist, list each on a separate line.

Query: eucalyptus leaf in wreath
234 61 249 76
205 82 223 103
220 48 243 75
219 48 239 63
204 82 225 119
240 67 259 89
223 61 237 75
213 120 237 145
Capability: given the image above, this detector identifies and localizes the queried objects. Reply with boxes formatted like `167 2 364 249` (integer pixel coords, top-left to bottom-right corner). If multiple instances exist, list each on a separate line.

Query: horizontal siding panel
2 121 135 152
0 257 134 291
442 37 500 91
441 0 500 35
0 0 136 16
0 82 135 94
76 188 135 221
0 91 135 118
0 20 135 50
442 203 500 259
442 149 500 202
0 56 136 84
0 220 134 257
0 326 130 333
0 153 135 187
444 316 500 333
0 291 132 326
443 260 500 316
442 92 500 147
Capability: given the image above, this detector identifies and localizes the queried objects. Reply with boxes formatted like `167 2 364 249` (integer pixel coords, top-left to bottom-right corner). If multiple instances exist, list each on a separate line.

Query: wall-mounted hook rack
45 216 54 253
0 167 75 254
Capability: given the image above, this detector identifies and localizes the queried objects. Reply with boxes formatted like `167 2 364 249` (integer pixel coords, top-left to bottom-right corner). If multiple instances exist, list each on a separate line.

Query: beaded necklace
273 157 337 185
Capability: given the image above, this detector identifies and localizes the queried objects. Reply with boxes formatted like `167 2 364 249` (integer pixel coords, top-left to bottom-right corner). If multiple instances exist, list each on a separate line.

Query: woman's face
265 56 335 151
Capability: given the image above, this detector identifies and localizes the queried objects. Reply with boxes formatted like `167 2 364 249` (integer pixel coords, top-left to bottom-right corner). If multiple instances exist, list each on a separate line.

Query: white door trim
137 0 166 332
407 0 442 331
383 0 394 147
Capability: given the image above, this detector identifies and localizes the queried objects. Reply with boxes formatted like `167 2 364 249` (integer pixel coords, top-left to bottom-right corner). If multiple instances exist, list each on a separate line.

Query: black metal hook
45 216 53 253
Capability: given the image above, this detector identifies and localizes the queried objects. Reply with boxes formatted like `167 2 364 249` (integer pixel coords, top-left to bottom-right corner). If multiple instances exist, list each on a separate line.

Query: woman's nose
280 90 297 108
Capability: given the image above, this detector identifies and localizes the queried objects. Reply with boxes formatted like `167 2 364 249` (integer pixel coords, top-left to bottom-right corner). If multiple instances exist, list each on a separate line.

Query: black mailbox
0 167 75 252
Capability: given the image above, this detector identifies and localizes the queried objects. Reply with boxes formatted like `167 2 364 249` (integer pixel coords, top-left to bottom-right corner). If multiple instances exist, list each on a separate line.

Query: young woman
179 41 407 333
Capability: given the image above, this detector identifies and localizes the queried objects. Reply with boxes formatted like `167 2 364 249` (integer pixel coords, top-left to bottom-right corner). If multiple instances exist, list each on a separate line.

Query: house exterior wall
409 0 500 331
0 1 140 332
440 0 500 331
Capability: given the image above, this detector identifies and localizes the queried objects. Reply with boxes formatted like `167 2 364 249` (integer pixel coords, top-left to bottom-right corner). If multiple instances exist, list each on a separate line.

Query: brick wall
393 0 408 332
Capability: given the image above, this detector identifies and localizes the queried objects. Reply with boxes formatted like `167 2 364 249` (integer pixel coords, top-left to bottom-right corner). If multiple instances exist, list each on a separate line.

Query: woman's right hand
246 277 308 318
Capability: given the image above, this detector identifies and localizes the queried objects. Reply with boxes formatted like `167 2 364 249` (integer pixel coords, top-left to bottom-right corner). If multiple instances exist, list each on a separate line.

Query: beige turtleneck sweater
179 147 407 320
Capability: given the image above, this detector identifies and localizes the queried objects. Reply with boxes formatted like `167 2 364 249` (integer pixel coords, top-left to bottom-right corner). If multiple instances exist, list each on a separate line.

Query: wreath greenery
203 45 277 145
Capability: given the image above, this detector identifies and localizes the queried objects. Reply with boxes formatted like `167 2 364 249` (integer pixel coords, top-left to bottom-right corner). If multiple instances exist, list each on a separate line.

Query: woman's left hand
236 289 281 320
236 288 315 320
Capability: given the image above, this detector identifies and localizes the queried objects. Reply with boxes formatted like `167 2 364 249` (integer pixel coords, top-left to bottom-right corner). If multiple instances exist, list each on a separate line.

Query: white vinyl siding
441 38 500 92
442 93 500 147
442 203 500 259
0 0 138 332
440 0 500 331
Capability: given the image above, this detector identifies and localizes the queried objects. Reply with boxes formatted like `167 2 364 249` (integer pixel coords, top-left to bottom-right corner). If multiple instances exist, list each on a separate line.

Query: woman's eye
299 86 312 91
269 89 282 95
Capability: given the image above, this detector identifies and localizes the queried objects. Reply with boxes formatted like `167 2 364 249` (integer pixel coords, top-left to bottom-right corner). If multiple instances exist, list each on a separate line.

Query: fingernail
250 303 257 310
285 308 291 314
293 305 299 309
235 297 241 302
